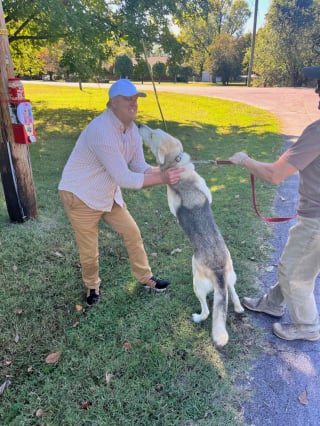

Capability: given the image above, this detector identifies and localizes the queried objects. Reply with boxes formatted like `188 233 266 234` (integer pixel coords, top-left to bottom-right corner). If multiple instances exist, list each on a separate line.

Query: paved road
29 81 320 425
135 84 319 141
30 81 319 138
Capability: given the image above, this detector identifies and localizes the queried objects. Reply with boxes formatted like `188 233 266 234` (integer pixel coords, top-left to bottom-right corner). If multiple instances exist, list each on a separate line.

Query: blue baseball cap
302 66 320 79
108 79 146 99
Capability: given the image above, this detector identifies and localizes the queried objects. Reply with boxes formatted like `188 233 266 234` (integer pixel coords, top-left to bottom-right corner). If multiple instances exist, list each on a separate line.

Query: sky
245 0 271 33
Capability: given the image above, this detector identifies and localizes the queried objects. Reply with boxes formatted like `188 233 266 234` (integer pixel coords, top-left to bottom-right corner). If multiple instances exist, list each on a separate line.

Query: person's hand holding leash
229 152 250 166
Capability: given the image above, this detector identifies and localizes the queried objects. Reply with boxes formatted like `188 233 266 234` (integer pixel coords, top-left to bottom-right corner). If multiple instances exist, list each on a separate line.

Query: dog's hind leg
191 258 211 323
211 276 229 348
225 255 244 314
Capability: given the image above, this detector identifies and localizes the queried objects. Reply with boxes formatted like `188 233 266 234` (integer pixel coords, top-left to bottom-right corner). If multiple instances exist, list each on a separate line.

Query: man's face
316 80 320 110
110 95 139 126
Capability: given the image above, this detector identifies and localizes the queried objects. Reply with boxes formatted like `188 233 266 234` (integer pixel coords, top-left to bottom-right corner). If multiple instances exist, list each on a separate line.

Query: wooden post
0 0 37 222
247 0 259 87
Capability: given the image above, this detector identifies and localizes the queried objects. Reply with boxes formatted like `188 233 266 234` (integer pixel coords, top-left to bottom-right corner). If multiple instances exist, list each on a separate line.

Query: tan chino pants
59 190 152 290
266 215 320 326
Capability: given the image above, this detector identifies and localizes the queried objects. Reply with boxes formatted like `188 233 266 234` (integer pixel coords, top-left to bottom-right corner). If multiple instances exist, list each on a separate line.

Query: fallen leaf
80 400 92 410
54 251 64 258
298 389 308 405
123 341 132 351
105 372 114 384
14 334 19 343
45 351 62 364
4 359 12 366
235 194 240 199
15 308 23 315
75 304 83 311
27 366 33 373
12 265 17 272
0 380 11 395
150 252 157 257
170 248 182 255
72 320 80 328
35 409 44 417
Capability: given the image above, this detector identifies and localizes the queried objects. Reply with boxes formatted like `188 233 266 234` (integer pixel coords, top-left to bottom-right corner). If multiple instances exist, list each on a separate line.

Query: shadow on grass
0 99 282 425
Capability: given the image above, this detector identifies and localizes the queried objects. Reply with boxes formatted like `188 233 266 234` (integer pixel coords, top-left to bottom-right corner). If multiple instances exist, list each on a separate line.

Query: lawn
0 83 282 425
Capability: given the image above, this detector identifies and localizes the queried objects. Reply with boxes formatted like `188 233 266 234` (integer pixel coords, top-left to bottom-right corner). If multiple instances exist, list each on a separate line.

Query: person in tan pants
229 66 320 342
59 79 184 305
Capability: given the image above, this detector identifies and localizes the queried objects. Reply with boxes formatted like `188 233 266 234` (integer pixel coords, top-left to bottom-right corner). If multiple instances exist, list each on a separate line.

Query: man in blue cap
59 79 184 305
229 66 320 341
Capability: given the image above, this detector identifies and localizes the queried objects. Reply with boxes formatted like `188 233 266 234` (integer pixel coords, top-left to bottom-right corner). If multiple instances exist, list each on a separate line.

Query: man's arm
229 152 298 184
142 166 184 187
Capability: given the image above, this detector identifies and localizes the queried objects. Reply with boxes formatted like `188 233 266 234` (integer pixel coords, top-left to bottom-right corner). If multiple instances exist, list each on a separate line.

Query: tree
179 65 193 82
114 55 133 79
177 0 251 79
38 41 65 80
167 64 180 82
152 62 166 83
208 33 243 84
10 41 45 77
133 59 149 83
251 0 320 86
3 0 116 76
3 0 116 45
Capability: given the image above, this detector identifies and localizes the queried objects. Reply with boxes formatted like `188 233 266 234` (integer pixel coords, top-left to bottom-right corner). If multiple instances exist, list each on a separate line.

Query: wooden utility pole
247 0 259 87
0 0 37 222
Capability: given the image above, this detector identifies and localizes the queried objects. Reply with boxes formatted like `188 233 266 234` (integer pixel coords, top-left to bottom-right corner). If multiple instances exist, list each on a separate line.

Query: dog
138 124 244 347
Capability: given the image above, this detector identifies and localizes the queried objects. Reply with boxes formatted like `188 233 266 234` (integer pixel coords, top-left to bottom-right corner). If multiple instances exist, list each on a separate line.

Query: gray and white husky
138 124 244 347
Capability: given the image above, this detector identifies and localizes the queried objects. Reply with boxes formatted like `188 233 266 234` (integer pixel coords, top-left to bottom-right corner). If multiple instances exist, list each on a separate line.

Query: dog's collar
175 152 185 163
173 151 193 170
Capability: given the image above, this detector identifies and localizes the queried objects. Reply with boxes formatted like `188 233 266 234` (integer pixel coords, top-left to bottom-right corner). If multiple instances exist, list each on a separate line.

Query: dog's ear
157 147 166 164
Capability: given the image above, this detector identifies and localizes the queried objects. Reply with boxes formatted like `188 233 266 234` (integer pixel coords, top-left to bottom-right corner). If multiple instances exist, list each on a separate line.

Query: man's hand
143 166 185 187
229 152 250 165
161 167 185 185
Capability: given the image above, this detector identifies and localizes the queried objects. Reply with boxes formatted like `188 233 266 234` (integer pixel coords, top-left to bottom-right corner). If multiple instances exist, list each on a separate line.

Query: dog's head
138 124 187 167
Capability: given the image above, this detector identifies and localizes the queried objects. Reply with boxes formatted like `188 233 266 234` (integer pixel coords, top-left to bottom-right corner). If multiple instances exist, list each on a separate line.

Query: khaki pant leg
278 216 320 326
102 203 152 283
59 190 102 290
266 282 285 307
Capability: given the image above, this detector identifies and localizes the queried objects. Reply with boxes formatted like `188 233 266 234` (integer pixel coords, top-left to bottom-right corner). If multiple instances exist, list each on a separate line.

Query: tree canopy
3 0 320 85
252 0 320 86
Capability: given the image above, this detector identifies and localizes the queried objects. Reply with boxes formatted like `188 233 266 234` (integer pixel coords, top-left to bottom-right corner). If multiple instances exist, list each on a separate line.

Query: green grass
0 84 282 425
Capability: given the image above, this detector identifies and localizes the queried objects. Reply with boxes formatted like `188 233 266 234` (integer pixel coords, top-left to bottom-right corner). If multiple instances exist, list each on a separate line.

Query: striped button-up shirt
58 108 150 211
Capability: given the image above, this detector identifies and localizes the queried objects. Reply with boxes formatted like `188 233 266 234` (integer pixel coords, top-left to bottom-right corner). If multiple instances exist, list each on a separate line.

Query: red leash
249 174 297 222
215 160 297 222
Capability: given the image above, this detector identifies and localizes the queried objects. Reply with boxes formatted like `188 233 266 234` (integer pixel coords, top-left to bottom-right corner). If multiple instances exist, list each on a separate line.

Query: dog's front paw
192 313 203 323
235 305 245 314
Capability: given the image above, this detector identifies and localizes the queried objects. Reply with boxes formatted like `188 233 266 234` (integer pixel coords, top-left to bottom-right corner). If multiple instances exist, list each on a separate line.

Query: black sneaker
143 276 170 292
86 289 100 306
